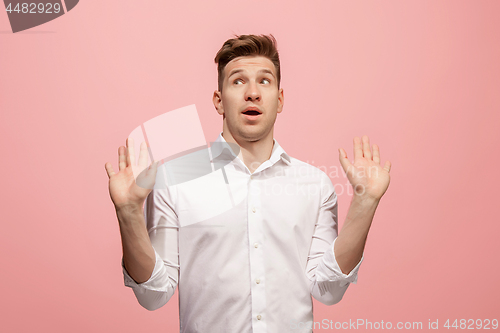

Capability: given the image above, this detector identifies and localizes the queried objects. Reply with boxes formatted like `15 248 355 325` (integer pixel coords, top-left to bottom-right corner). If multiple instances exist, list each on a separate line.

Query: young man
105 34 391 333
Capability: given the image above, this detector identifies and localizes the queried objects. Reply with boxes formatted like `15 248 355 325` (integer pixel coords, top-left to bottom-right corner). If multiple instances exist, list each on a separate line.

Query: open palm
339 136 391 200
105 138 158 209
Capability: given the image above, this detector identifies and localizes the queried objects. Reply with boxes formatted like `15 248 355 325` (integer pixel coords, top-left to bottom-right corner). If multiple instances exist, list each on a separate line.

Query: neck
221 127 274 174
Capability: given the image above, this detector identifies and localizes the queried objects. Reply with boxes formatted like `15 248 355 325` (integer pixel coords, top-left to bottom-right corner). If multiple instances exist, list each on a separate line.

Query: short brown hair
214 34 281 92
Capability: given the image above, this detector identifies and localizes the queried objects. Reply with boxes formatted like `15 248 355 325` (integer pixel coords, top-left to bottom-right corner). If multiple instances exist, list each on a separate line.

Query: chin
238 127 270 142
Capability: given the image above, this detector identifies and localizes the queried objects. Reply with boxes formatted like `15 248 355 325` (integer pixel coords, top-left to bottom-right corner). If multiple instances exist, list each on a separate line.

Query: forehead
224 56 276 77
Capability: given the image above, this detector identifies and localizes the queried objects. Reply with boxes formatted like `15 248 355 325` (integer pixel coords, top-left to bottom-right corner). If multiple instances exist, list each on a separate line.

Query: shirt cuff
316 238 363 286
122 250 170 292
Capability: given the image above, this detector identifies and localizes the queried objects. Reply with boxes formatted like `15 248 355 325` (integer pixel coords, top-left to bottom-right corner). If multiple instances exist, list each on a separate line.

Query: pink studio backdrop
1 1 499 332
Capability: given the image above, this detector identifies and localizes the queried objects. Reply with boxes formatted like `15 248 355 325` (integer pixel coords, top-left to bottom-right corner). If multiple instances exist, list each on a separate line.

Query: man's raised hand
339 135 391 201
104 138 159 210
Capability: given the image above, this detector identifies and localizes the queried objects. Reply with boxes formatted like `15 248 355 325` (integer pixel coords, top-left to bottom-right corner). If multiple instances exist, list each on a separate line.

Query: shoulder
286 156 337 201
287 156 331 181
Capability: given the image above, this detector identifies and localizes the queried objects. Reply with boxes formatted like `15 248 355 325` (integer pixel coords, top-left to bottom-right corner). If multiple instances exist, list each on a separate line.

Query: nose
244 81 261 101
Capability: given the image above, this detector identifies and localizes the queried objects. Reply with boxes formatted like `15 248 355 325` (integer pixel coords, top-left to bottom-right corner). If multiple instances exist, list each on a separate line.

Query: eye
233 78 244 85
261 78 271 84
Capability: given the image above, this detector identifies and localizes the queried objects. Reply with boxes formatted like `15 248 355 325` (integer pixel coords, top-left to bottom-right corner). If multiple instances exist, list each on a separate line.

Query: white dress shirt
122 133 363 333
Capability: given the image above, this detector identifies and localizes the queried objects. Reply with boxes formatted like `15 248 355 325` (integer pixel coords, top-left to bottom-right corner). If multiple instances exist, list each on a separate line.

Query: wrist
115 202 144 215
351 193 380 207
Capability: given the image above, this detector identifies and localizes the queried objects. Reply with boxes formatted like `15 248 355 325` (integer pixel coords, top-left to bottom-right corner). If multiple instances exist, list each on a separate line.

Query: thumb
338 148 352 175
152 160 159 168
149 160 159 172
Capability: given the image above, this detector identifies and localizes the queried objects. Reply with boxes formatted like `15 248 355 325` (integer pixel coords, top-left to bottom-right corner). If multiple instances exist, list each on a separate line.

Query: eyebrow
227 68 276 79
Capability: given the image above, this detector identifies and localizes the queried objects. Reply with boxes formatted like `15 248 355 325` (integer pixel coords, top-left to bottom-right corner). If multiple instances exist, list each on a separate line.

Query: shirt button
252 207 256 213
254 243 259 248
250 175 253 180
257 315 262 320
256 278 261 284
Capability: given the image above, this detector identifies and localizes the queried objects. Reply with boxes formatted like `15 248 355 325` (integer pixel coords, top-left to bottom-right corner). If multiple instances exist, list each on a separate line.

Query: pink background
1 0 499 332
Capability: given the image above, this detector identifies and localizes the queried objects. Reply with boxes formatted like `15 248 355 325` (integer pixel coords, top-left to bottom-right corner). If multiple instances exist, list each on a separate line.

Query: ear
277 88 284 114
213 90 224 115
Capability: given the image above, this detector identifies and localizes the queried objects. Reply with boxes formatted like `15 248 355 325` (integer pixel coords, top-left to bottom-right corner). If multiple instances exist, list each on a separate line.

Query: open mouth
242 107 262 118
243 110 261 115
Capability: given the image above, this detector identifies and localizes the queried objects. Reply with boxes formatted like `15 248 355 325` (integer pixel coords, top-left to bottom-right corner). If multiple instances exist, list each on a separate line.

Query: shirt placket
247 173 267 332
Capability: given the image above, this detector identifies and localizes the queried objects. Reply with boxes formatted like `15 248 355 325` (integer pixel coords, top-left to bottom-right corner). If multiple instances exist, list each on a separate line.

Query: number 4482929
444 319 498 330
5 3 62 14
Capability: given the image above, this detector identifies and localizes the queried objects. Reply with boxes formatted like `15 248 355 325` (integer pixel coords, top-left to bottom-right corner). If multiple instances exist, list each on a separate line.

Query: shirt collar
210 132 291 167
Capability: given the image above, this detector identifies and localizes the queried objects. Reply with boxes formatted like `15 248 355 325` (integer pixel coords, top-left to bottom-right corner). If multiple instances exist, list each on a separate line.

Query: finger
147 160 159 174
353 137 363 162
383 160 391 173
362 135 372 160
373 144 380 164
118 146 127 171
127 137 135 166
137 141 149 168
339 148 353 176
104 162 115 178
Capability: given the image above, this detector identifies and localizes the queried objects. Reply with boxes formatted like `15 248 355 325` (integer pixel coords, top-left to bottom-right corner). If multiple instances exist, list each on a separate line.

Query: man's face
213 55 284 143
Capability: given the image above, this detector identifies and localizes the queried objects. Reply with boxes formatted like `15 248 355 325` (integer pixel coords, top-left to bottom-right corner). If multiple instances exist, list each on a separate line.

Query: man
105 34 391 332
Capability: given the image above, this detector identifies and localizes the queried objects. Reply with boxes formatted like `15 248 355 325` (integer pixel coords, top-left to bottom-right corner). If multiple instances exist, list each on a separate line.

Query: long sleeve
121 186 180 311
305 172 363 306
